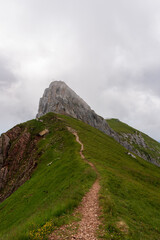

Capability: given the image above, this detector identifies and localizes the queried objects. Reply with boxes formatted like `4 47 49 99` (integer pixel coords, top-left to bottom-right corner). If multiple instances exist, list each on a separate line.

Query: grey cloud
0 0 160 141
142 69 160 95
0 57 17 90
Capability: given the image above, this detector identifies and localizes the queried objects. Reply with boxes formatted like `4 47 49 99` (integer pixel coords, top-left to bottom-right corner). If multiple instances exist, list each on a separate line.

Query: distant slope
0 113 160 240
107 118 160 166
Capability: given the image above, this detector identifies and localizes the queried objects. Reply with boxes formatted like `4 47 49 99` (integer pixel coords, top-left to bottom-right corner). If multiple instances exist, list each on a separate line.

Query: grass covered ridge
0 113 160 239
62 115 160 240
0 113 96 240
106 118 137 134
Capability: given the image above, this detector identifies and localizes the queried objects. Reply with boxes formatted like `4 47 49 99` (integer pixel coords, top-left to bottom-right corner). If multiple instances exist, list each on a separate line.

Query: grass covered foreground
0 113 96 240
62 115 160 240
0 113 160 240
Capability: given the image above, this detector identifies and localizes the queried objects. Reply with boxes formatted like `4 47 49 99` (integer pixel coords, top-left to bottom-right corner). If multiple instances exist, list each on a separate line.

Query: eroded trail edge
68 127 97 173
49 127 101 240
68 127 100 240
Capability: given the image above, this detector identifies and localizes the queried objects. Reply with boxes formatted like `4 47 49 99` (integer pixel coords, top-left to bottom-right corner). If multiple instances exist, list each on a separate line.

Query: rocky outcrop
121 132 148 148
0 134 10 169
39 129 49 137
0 137 3 167
0 126 41 202
115 131 160 167
37 81 160 167
37 81 117 137
2 134 10 159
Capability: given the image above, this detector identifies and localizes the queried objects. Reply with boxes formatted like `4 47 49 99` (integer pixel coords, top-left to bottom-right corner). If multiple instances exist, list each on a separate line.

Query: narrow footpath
49 127 100 240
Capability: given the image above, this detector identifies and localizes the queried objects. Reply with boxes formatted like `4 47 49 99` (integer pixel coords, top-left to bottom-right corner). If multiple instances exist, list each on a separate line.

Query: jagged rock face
114 131 160 167
0 137 3 167
37 81 116 136
0 134 10 169
37 81 160 167
121 132 148 149
0 126 40 202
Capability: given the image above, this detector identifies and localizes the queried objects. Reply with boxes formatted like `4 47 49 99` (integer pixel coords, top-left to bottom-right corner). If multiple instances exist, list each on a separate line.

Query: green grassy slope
0 113 160 240
62 115 160 240
106 118 137 134
0 113 96 240
107 118 160 165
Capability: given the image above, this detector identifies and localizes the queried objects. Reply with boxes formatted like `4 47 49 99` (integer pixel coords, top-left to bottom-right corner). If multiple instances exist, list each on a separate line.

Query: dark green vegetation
107 118 160 165
0 113 160 240
0 113 96 240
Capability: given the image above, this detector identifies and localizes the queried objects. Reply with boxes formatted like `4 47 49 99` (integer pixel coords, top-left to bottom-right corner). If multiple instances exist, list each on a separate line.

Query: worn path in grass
49 127 100 240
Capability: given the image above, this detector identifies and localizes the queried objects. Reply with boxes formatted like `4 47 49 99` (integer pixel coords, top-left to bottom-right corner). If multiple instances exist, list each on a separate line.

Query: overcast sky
0 0 160 140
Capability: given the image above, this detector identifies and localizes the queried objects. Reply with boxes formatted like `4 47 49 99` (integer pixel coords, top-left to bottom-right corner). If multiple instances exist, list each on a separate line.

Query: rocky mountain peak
37 81 115 136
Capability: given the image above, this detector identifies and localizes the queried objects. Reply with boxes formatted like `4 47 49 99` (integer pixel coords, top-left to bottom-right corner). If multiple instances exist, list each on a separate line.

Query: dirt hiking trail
49 127 100 240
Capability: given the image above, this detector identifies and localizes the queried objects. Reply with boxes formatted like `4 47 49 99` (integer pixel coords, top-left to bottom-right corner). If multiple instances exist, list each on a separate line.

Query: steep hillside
0 124 41 202
107 118 160 166
0 113 96 240
0 113 160 240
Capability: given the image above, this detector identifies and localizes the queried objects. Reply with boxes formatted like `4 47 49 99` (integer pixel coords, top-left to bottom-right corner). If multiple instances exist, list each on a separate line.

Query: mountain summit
37 81 160 166
37 81 115 136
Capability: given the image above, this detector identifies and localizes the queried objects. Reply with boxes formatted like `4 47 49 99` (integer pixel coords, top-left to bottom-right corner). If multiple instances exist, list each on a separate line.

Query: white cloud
0 0 160 140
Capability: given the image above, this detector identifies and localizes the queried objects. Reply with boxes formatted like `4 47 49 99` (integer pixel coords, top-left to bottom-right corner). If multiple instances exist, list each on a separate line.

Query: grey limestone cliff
118 132 160 166
37 81 116 137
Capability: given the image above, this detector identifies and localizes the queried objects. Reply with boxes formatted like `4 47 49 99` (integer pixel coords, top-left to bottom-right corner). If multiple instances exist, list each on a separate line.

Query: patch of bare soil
116 220 129 234
49 127 100 240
